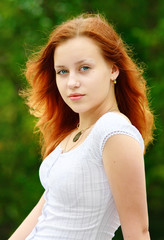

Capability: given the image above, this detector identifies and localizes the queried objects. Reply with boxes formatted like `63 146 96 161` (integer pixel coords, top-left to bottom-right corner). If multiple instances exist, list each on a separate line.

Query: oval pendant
73 131 82 142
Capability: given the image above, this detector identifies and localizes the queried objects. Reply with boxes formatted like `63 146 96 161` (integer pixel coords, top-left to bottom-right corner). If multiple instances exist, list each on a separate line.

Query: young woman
9 13 154 240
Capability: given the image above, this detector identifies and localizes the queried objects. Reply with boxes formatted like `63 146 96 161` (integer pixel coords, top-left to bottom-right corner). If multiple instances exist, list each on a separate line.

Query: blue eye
80 66 90 71
57 69 68 75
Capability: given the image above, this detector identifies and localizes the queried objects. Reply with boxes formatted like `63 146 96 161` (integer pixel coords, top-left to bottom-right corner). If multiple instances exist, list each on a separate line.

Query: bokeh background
0 0 164 239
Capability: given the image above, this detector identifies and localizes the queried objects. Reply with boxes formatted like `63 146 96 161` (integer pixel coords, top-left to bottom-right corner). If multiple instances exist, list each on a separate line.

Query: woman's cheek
56 80 63 94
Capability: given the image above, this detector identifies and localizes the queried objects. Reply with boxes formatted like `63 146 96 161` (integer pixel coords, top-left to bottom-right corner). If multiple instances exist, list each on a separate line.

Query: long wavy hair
22 13 154 159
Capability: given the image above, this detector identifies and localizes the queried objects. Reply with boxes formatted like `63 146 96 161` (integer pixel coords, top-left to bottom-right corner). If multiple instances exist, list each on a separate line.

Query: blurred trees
0 0 164 239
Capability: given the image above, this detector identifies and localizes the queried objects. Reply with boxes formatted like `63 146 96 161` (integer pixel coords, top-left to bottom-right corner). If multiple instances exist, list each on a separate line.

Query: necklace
62 108 119 153
73 124 93 142
62 124 94 153
72 107 119 142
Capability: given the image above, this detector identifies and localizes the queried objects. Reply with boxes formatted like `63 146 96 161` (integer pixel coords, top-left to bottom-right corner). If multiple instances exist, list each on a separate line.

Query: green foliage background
0 0 164 239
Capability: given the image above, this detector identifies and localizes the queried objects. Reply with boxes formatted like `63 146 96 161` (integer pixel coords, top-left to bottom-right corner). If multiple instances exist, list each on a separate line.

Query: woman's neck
78 105 119 130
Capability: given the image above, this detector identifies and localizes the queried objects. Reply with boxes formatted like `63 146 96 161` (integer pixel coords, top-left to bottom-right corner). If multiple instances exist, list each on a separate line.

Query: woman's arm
9 193 45 240
103 135 150 240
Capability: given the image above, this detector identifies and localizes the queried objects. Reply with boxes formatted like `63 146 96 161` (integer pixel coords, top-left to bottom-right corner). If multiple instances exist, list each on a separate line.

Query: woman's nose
67 73 80 89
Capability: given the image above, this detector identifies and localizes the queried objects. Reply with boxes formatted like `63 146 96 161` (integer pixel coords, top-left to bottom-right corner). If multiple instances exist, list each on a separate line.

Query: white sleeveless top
26 112 144 240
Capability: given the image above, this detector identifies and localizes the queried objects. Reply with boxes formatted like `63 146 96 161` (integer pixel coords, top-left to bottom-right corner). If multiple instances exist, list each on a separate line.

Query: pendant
73 131 82 142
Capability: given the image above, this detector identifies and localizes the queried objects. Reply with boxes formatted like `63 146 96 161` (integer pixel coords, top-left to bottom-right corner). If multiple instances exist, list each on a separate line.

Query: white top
26 112 144 240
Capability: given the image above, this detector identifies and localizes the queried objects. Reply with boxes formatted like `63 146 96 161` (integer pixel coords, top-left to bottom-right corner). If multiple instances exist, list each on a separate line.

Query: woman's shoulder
93 111 145 153
97 111 131 126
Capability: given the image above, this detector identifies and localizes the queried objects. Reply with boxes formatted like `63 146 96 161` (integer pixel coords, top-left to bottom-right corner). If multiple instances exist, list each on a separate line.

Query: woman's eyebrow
54 59 95 68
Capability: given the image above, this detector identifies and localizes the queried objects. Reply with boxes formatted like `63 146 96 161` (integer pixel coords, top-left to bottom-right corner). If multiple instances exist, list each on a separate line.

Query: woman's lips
69 93 85 101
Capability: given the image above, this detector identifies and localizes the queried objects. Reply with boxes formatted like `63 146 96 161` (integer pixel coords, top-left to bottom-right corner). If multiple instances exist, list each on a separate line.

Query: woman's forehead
54 36 103 65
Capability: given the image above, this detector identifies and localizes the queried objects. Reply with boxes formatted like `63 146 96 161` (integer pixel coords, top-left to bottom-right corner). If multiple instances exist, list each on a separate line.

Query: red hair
22 13 154 159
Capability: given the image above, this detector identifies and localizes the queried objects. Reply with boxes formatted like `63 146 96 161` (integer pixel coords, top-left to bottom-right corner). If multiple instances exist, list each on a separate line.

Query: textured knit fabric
26 112 144 240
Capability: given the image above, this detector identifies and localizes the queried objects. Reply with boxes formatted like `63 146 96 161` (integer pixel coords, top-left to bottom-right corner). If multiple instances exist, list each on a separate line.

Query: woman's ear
111 65 119 81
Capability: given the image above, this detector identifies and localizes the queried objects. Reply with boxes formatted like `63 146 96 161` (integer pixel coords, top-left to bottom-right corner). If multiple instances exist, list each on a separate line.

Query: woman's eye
80 66 90 71
57 69 68 75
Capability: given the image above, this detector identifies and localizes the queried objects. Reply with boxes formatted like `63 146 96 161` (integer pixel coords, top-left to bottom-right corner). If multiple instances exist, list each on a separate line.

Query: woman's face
54 36 119 114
